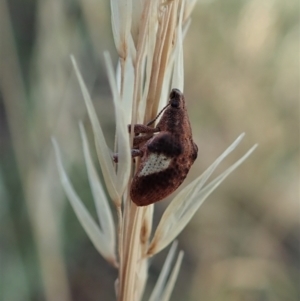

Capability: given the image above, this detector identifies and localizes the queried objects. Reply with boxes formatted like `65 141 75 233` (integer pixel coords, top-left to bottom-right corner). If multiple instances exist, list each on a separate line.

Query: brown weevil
115 88 198 206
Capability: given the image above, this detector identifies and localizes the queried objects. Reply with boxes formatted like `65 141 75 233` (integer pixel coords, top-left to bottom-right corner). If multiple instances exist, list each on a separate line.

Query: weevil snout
169 88 183 108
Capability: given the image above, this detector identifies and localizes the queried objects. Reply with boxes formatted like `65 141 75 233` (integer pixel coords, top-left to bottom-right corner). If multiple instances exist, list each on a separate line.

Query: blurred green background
0 0 299 300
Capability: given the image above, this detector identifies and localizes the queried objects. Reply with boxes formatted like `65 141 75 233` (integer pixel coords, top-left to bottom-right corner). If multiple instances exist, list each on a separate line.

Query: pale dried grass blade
141 205 154 250
130 0 143 46
148 241 178 301
119 0 132 53
158 60 173 114
171 0 184 91
128 33 137 62
148 135 257 255
110 0 132 59
70 55 119 203
135 257 148 301
139 40 156 122
117 57 134 121
110 0 121 55
119 206 144 300
52 138 117 266
135 207 153 298
152 1 178 116
183 0 197 23
135 0 154 59
79 122 116 254
104 51 131 196
142 22 156 102
160 9 190 111
182 18 191 37
160 251 184 301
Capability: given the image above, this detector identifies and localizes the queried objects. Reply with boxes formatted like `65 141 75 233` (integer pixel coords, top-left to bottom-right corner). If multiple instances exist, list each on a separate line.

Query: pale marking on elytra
139 153 172 176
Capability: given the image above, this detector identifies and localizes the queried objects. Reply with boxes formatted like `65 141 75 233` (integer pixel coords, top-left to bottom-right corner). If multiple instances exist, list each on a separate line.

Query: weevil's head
146 89 186 127
169 88 185 109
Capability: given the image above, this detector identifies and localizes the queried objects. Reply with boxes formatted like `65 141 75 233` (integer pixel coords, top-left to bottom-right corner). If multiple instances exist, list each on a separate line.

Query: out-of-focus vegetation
0 0 298 301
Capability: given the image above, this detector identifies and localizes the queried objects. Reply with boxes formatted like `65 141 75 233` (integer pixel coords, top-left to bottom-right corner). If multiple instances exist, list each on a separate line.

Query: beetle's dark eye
170 98 180 108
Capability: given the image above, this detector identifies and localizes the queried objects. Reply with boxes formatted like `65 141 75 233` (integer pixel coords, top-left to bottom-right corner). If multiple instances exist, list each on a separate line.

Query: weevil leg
131 149 143 158
113 154 118 163
128 124 159 135
113 149 143 163
192 142 198 161
133 133 154 148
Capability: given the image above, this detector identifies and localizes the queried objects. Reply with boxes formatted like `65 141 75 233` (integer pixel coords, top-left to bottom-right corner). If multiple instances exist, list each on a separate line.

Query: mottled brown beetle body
129 89 198 206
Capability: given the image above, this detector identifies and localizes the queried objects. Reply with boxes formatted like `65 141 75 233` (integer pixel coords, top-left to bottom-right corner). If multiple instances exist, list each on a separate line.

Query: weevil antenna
146 103 170 126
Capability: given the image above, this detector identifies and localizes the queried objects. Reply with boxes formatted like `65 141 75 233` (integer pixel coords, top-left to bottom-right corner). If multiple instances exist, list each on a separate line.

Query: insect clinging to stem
114 88 198 206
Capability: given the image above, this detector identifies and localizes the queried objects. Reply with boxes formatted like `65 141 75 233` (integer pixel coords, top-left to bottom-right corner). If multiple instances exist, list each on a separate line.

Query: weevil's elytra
123 88 198 206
